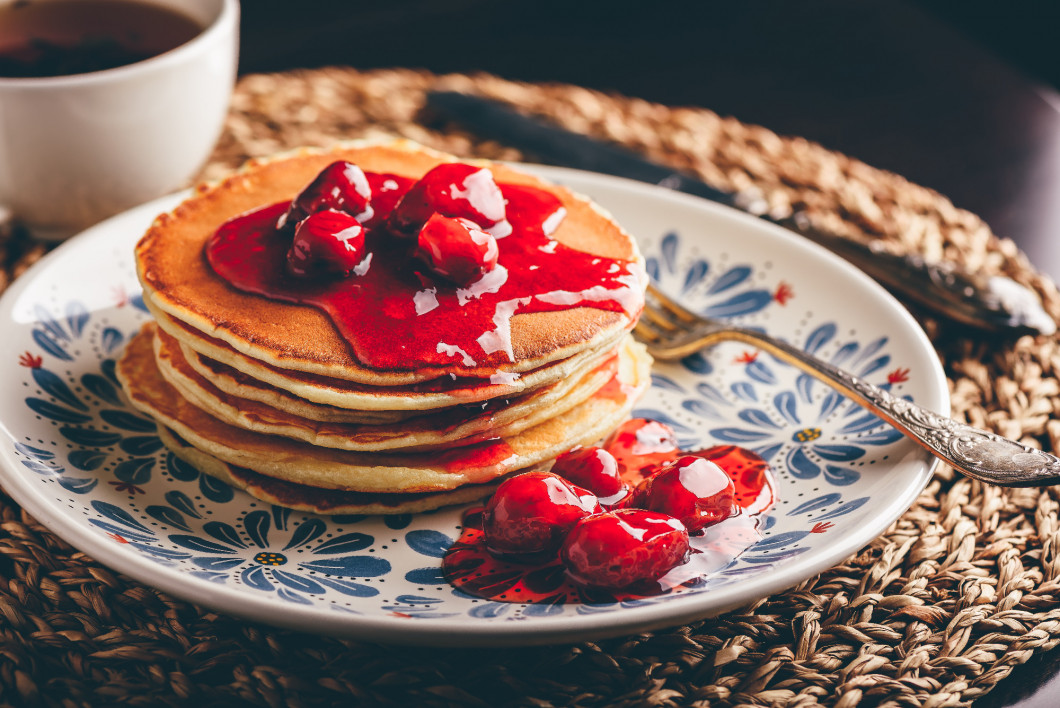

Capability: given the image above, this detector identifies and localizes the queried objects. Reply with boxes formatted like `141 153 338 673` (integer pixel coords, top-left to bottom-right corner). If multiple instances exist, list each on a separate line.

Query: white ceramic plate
0 166 947 646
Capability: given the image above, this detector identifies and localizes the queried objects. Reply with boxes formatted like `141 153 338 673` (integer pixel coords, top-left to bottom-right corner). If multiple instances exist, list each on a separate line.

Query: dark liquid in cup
0 0 203 78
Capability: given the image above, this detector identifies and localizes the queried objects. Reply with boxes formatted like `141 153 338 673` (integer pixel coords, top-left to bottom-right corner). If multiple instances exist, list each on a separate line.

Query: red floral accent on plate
773 281 794 305
811 522 834 533
734 350 759 364
389 612 413 619
108 481 145 495
888 367 910 384
18 352 42 368
106 533 130 544
112 286 130 308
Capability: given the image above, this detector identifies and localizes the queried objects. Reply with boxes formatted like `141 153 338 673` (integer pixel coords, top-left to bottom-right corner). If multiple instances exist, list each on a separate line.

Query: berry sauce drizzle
443 420 776 604
205 173 642 371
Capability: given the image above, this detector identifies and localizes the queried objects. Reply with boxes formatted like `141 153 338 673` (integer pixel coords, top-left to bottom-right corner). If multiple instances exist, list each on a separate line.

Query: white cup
0 0 239 240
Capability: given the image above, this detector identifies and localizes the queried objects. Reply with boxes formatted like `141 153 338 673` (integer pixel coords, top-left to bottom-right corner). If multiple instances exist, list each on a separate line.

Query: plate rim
0 165 947 646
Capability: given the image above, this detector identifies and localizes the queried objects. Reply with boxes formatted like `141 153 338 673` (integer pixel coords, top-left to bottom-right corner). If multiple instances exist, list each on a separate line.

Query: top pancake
137 140 644 385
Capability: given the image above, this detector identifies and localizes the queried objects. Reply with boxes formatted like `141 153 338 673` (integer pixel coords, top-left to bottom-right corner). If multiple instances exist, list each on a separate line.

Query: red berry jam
481 471 601 558
388 162 511 238
206 166 642 371
550 446 631 508
603 418 681 480
632 455 736 533
415 214 499 285
560 509 690 589
286 209 367 278
278 160 373 230
443 419 776 603
694 445 772 512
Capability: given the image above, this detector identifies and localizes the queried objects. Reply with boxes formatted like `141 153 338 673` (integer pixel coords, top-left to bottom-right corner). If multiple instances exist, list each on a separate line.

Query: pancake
152 304 624 411
152 318 414 425
117 327 652 494
137 139 645 384
120 139 653 516
158 426 503 515
151 323 623 452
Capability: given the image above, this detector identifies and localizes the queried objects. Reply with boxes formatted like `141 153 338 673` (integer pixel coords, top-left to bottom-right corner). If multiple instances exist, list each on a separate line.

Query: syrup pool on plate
442 419 776 605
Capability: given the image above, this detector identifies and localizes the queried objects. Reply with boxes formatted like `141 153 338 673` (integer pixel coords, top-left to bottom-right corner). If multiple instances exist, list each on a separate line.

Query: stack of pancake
118 140 651 515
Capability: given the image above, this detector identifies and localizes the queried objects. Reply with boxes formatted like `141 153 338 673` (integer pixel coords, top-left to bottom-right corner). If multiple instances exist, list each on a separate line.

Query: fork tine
635 283 699 345
646 282 701 324
633 320 659 342
638 281 746 360
640 298 682 332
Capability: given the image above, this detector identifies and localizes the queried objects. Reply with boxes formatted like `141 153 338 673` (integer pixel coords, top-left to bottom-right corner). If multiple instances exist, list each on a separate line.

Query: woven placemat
3 67 1060 707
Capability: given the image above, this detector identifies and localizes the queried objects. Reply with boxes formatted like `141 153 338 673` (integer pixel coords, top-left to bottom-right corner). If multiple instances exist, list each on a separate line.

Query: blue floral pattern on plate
0 170 944 644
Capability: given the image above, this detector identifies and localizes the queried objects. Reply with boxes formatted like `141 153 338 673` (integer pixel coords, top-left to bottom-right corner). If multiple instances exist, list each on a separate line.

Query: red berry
693 445 769 502
482 471 601 558
560 509 690 589
389 163 511 237
416 213 499 285
279 161 374 230
286 209 367 278
550 447 631 508
603 418 681 480
633 456 735 533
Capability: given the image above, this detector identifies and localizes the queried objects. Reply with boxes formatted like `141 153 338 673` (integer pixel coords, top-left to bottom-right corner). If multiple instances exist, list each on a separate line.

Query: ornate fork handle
651 326 1060 487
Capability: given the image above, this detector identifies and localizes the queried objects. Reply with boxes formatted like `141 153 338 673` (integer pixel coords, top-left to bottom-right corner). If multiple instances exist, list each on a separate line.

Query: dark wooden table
239 2 1060 704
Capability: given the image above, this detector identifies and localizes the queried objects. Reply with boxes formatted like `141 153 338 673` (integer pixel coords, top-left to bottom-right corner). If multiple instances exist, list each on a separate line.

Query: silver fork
635 283 1060 487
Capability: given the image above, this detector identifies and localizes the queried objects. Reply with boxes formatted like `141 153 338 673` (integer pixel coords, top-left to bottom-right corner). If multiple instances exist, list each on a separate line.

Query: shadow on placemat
3 67 1060 707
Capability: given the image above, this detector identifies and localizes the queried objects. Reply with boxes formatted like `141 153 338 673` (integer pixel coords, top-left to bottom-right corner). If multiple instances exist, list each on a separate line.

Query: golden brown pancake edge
136 139 644 382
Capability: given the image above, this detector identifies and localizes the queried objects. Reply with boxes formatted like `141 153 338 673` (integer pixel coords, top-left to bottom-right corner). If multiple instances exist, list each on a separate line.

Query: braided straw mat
3 68 1060 708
